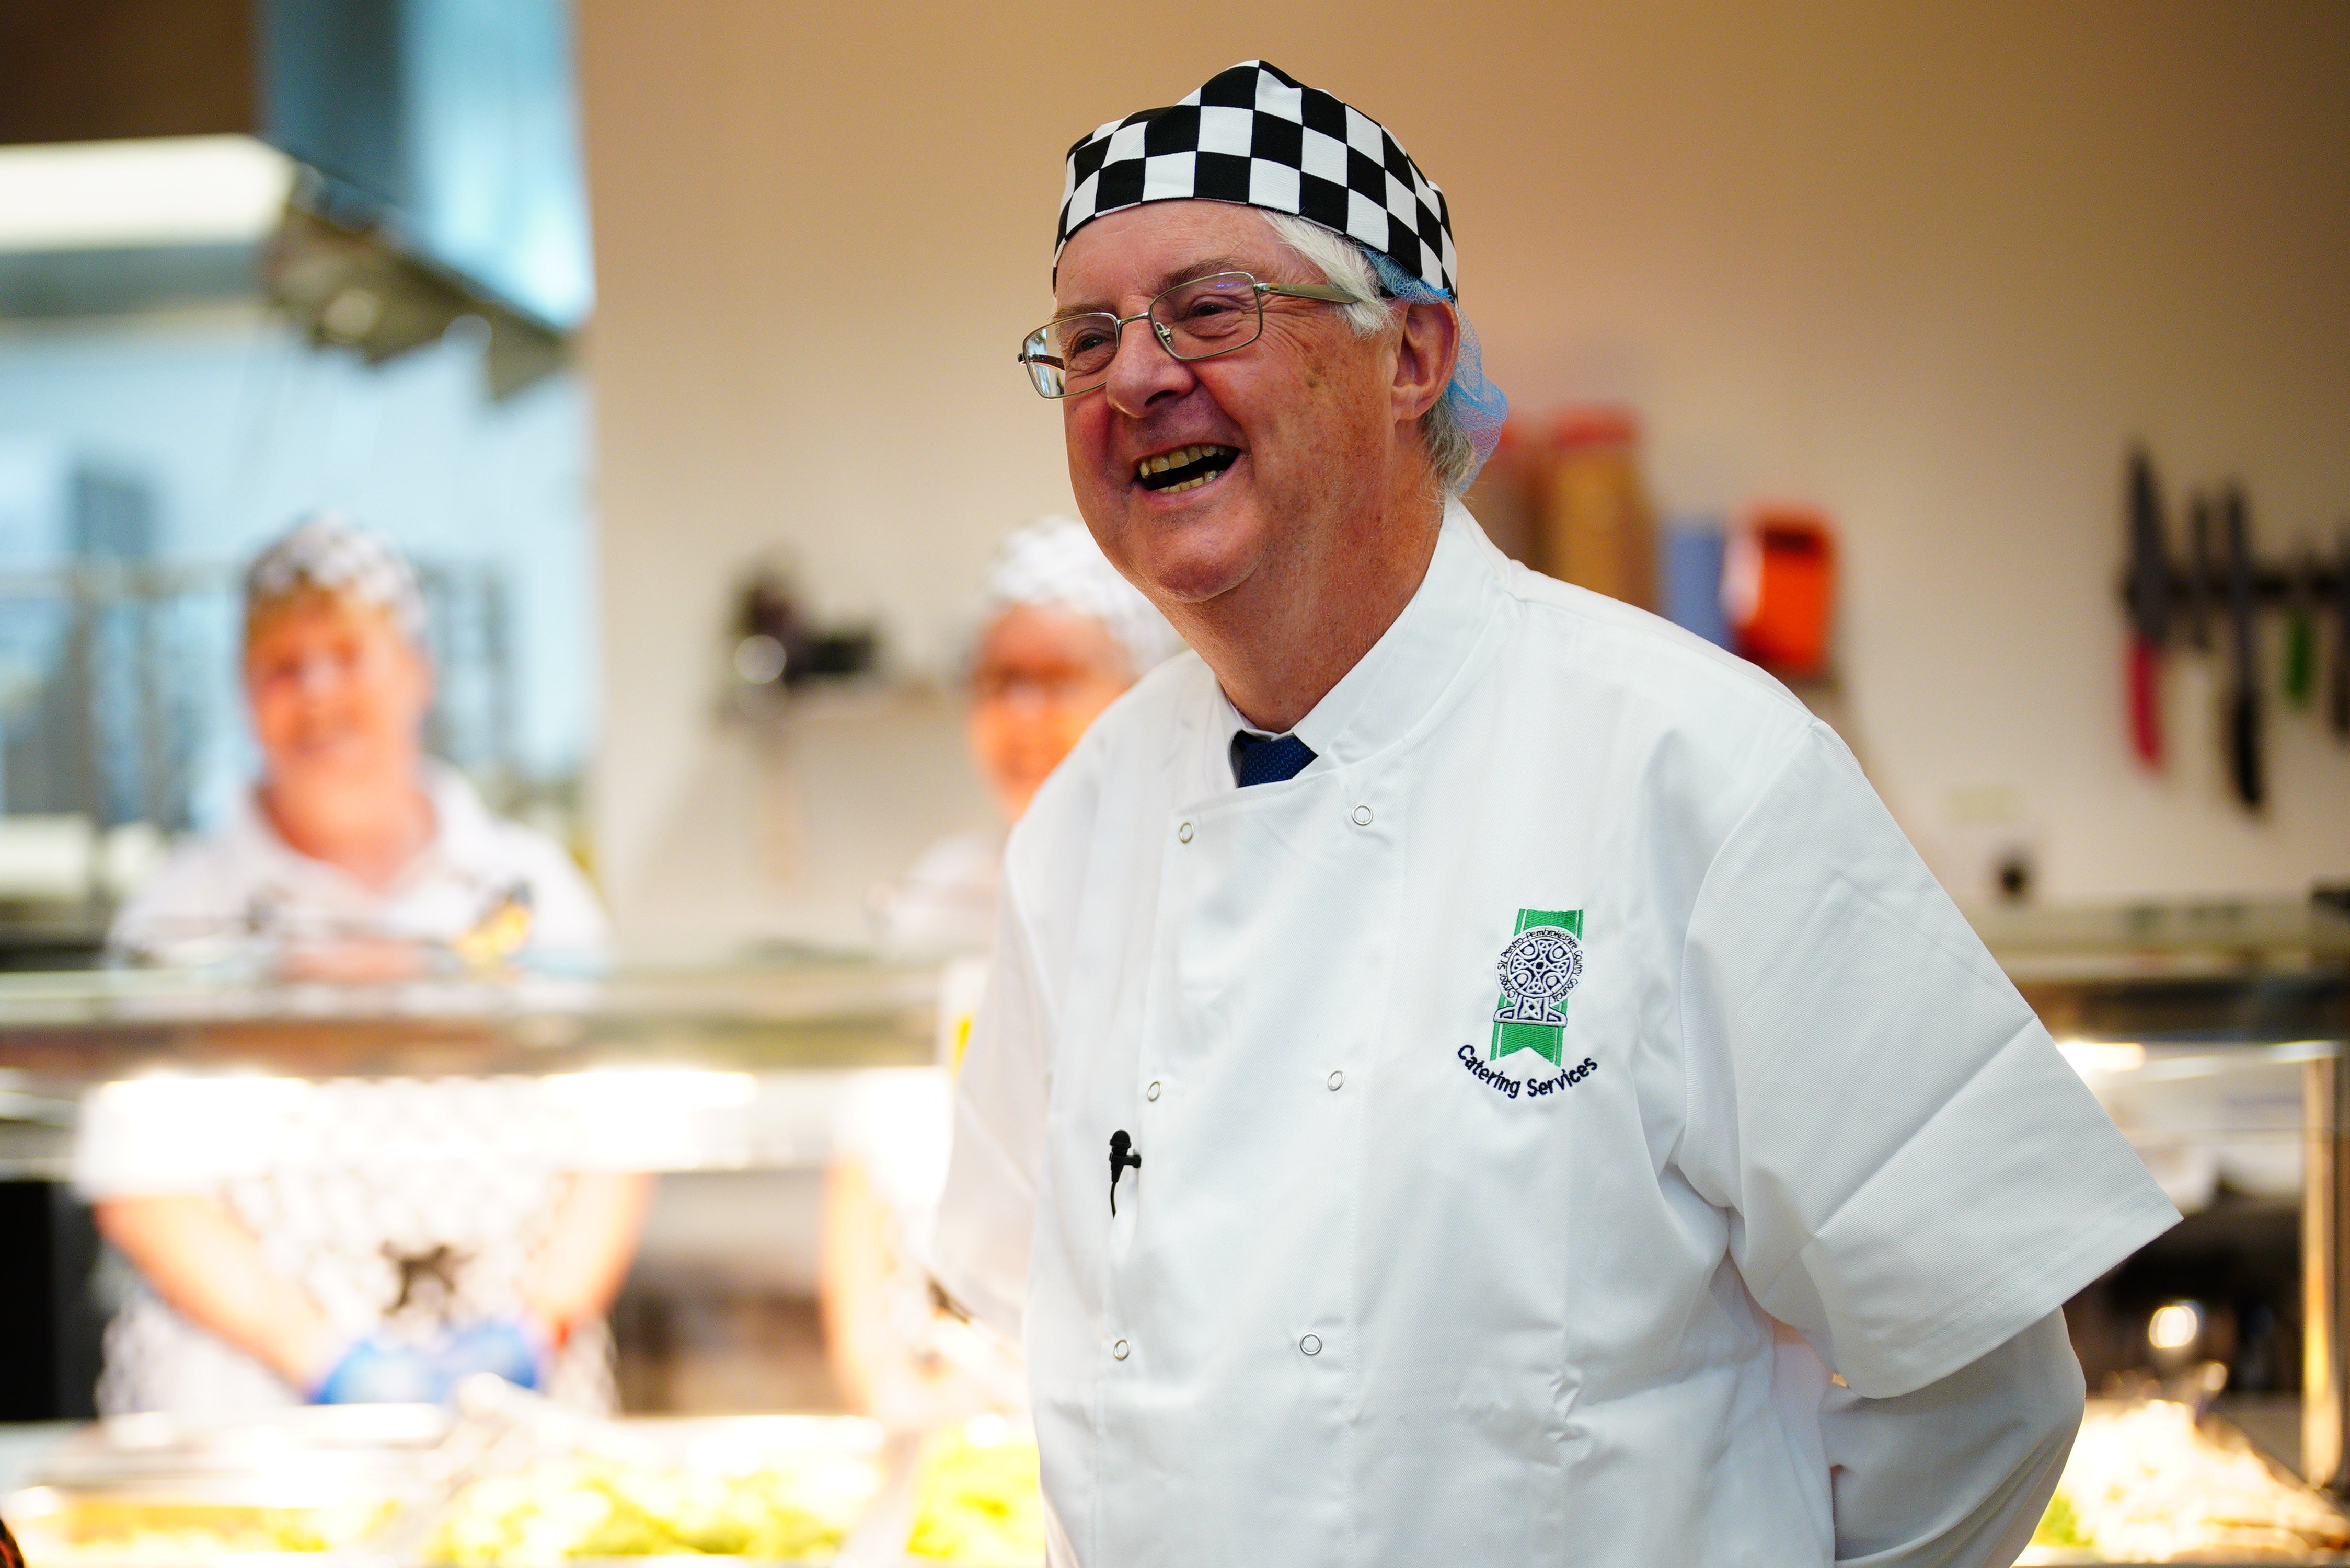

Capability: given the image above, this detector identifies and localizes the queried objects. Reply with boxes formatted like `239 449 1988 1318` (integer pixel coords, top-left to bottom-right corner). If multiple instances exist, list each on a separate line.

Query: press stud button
1326 1070 1344 1091
1177 822 1194 843
1147 1080 1162 1101
1351 805 1373 826
1299 1334 1322 1356
1112 1339 1130 1361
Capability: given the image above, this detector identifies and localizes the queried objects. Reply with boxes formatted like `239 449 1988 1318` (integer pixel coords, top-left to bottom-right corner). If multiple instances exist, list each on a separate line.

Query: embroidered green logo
1491 908 1584 1066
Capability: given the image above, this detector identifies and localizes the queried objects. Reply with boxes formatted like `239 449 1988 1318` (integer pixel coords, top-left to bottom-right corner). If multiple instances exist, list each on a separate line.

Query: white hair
1258 211 1478 496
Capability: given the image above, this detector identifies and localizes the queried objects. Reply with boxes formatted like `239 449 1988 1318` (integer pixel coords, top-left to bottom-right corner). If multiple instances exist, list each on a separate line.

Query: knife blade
2223 485 2263 810
2123 449 2170 767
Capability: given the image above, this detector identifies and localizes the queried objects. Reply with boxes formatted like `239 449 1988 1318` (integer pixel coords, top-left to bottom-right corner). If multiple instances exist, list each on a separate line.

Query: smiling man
935 61 2177 1568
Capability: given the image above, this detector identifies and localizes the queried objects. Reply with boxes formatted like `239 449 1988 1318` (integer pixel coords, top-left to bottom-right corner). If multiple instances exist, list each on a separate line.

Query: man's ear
1391 299 1460 424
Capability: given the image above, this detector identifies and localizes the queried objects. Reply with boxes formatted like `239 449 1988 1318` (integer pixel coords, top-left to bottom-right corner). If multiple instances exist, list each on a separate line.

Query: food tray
832 1417 1042 1568
1 1397 1044 1567
418 1383 891 1567
3 1404 452 1565
2023 1398 2350 1566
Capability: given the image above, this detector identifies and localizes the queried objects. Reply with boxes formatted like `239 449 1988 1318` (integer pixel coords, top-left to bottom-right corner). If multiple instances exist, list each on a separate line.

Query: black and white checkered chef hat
1056 60 1457 298
245 511 428 643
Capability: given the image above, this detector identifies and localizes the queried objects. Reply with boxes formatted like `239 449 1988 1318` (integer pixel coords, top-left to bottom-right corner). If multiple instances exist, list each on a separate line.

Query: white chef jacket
109 760 608 963
934 502 2178 1567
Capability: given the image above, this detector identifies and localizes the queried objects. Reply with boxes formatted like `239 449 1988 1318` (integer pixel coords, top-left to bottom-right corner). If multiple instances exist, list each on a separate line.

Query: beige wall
579 0 2349 920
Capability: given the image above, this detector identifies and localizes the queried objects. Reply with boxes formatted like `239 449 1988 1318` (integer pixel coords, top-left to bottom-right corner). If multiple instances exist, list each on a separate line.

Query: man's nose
1103 318 1195 418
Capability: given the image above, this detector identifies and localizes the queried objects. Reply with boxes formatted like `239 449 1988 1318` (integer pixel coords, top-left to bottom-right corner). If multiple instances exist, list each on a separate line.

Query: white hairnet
981 516 1183 677
245 511 428 643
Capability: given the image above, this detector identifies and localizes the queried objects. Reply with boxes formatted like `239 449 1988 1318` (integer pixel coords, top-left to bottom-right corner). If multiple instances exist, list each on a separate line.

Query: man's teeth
1134 444 1238 494
1136 444 1237 481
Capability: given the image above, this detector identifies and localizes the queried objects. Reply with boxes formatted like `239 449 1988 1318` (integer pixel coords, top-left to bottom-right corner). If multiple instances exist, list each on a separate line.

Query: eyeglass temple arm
1261 282 1363 303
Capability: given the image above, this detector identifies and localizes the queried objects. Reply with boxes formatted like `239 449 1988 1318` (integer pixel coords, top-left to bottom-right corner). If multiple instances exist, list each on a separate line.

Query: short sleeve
932 873 1054 1340
1676 723 2178 1398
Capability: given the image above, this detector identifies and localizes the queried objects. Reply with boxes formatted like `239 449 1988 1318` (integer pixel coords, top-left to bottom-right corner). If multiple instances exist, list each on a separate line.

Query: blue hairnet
1364 248 1510 485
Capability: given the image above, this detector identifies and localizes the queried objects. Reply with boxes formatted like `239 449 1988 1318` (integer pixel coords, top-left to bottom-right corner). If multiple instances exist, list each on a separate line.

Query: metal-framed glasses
1018 270 1358 399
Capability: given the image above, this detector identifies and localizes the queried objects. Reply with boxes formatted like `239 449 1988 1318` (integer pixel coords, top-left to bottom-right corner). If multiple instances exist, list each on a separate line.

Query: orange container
1724 505 1836 678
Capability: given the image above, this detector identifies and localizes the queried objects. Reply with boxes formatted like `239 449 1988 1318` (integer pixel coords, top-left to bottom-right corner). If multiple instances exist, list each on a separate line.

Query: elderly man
936 61 2175 1568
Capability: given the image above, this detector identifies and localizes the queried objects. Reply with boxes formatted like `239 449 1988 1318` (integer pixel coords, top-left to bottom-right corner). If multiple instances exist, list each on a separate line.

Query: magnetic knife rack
2115 453 2349 810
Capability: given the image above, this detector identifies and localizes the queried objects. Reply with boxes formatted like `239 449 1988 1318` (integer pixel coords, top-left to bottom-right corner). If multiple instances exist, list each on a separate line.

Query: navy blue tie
1231 730 1316 786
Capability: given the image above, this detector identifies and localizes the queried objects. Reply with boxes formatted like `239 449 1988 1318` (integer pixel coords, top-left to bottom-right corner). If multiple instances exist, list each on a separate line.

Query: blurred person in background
110 512 606 973
869 515 1182 954
827 517 1179 1426
80 513 649 1415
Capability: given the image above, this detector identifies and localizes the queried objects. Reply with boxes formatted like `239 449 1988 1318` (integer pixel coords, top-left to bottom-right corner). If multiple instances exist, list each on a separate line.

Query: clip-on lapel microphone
1109 1129 1141 1215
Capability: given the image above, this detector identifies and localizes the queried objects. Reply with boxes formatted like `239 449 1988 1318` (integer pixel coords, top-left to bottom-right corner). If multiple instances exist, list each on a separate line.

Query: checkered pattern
1056 60 1457 298
246 511 429 642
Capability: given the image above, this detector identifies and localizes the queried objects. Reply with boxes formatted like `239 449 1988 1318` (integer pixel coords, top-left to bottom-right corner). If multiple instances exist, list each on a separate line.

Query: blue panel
262 0 593 331
402 0 594 329
1660 519 1732 650
260 1 410 212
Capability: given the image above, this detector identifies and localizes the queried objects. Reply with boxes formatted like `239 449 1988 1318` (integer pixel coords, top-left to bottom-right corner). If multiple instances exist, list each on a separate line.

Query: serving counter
0 954 941 1077
0 954 941 1182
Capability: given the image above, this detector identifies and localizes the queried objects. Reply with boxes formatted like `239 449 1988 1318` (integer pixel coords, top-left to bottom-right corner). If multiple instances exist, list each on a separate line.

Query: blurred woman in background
81 513 648 1415
111 512 605 972
869 516 1183 955
827 516 1180 1426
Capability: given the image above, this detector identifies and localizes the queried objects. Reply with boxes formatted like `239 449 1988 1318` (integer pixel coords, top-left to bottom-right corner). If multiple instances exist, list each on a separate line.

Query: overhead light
0 135 293 253
2148 1300 2203 1353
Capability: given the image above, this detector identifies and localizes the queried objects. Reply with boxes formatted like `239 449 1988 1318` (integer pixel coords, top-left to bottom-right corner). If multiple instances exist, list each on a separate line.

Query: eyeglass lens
1023 273 1264 397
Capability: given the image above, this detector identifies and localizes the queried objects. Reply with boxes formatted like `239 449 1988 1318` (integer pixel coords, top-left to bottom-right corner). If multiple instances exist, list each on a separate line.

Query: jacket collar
1190 497 1506 789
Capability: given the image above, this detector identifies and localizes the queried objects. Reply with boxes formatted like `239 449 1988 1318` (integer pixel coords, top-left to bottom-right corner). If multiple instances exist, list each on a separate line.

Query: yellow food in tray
905 1419 1044 1566
5 1495 398 1562
428 1455 877 1565
2023 1399 2350 1564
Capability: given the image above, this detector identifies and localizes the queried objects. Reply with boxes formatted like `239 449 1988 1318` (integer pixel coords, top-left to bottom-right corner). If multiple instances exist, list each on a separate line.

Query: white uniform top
108 760 608 964
935 503 2178 1567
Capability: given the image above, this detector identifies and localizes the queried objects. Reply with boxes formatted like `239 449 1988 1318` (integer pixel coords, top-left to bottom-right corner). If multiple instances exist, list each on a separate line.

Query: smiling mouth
1136 444 1239 494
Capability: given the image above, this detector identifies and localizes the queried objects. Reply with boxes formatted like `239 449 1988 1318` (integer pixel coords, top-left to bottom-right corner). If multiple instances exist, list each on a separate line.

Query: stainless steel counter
1977 898 2350 1491
0 953 941 1182
0 952 938 1079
